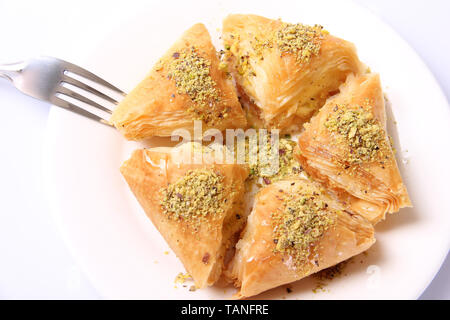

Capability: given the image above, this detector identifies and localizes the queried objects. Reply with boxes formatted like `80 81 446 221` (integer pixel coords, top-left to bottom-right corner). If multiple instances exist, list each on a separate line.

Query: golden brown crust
120 144 248 288
111 23 247 140
226 178 375 298
297 73 411 224
222 14 363 133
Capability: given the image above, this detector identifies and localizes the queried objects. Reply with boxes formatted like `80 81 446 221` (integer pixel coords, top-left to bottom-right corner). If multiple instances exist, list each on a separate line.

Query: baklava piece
297 73 411 224
222 14 363 132
120 143 248 288
226 177 375 298
111 23 247 140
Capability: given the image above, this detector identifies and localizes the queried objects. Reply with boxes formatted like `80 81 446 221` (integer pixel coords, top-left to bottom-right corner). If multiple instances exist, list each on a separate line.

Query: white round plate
43 0 450 299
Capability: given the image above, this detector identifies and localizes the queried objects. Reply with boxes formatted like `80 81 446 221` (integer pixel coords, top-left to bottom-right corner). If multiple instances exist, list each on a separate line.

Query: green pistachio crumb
271 188 335 268
275 23 324 63
160 169 225 230
167 47 224 123
237 134 300 182
324 104 388 165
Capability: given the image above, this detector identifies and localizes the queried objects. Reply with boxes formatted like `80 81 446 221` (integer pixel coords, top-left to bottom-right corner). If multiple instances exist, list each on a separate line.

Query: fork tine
62 74 120 105
57 86 112 114
50 96 112 126
62 61 126 95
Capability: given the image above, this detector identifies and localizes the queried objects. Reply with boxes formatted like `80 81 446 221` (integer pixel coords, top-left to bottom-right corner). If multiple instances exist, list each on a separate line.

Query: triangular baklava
226 177 375 298
111 23 247 140
297 73 411 224
120 143 248 288
222 14 363 133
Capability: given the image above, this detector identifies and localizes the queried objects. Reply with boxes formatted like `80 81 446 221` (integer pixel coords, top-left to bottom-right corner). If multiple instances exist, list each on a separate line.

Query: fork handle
0 61 25 81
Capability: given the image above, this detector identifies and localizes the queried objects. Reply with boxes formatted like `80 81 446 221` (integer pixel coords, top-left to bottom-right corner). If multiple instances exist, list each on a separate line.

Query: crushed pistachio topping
174 272 192 284
160 169 225 227
237 54 253 76
167 47 223 122
217 49 231 77
224 21 325 79
324 105 389 165
224 34 254 77
275 23 324 63
218 61 228 72
248 137 301 182
232 133 301 183
274 138 301 179
271 190 335 268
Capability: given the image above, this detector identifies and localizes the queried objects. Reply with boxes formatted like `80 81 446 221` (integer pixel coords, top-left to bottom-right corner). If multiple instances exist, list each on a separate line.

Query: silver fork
0 56 125 125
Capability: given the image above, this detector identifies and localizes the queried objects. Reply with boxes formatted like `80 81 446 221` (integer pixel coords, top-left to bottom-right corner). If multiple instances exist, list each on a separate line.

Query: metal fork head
0 56 125 125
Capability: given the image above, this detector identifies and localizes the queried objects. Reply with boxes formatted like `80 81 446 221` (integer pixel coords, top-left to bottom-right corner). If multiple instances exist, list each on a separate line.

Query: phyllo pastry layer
222 14 363 132
226 177 375 298
120 143 249 288
111 23 247 140
297 73 411 224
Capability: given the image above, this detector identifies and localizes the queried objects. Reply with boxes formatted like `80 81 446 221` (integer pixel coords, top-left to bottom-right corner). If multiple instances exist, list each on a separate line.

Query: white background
0 0 448 299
